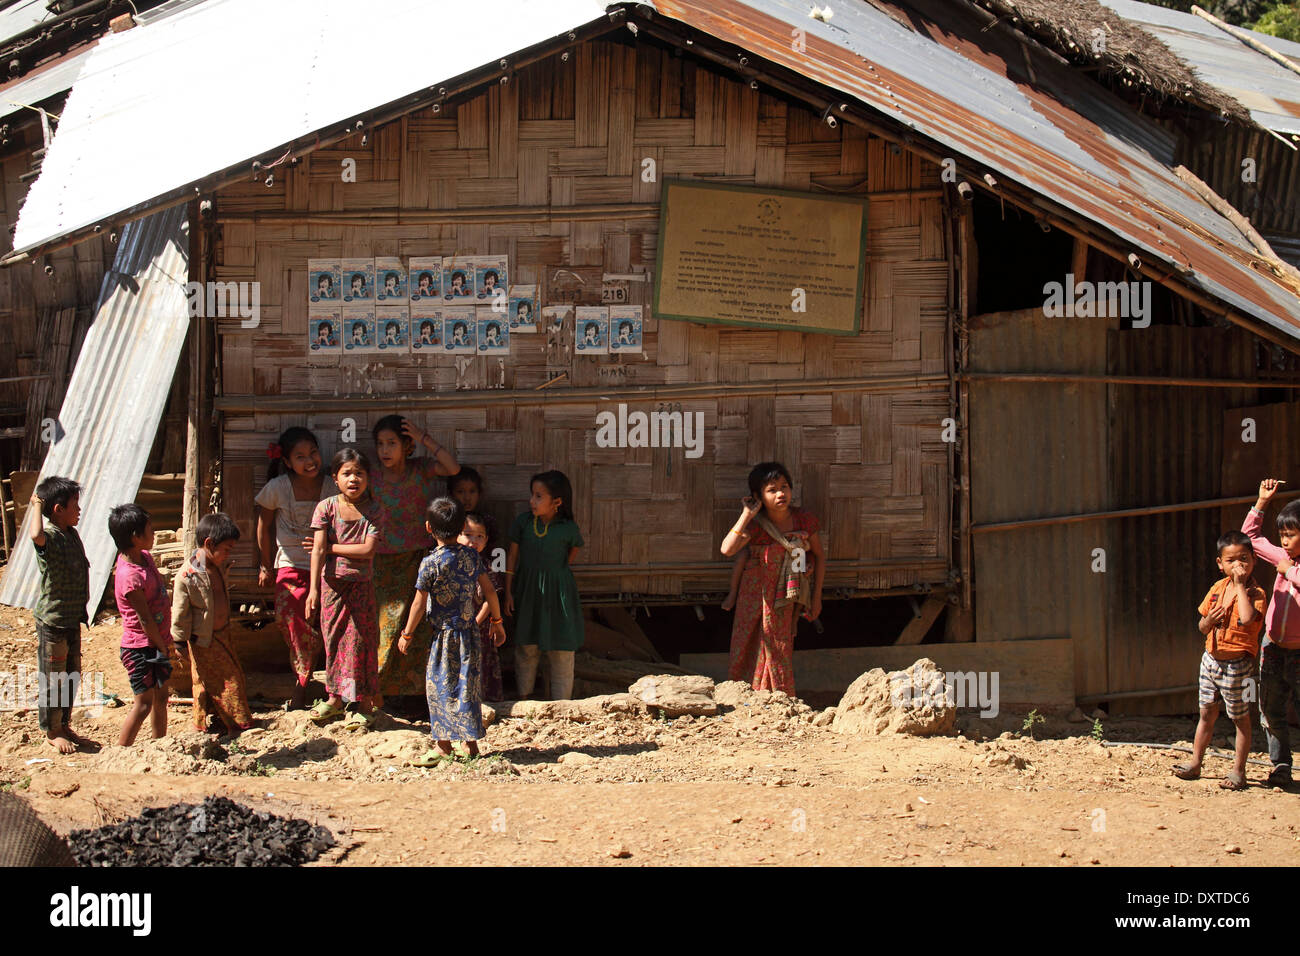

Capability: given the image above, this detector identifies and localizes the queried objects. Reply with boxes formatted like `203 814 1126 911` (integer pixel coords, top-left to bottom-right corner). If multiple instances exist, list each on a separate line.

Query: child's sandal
341 708 374 732
1219 771 1248 791
308 699 344 724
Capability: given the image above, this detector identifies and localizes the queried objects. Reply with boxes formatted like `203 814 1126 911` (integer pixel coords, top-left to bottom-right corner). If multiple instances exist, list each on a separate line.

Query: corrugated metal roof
9 0 1300 347
0 205 190 618
1102 0 1300 135
641 0 1300 345
0 0 55 47
0 43 93 120
11 0 611 254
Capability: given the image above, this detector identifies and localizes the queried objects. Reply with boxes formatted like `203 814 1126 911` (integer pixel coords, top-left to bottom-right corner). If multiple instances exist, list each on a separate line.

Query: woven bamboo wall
211 39 953 600
0 120 122 471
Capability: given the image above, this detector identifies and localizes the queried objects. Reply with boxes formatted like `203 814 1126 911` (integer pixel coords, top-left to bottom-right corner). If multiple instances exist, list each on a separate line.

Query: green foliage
1251 2 1300 41
1091 717 1105 742
1022 709 1046 738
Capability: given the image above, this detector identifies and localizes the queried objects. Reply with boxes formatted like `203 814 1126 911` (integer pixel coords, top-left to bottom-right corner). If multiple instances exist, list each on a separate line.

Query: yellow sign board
654 179 867 335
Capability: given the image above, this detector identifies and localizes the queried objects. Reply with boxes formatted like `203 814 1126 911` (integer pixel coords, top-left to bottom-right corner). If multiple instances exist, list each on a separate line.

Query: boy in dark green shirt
28 476 93 753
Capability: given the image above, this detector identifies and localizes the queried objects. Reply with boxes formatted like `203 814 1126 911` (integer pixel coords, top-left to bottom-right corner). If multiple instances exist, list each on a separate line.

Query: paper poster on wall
409 257 442 301
442 306 476 353
308 259 341 305
654 179 867 335
375 258 407 302
443 258 475 301
608 305 643 355
308 309 341 360
410 303 441 352
508 285 538 333
476 306 509 355
475 255 509 301
376 306 409 353
342 305 378 354
575 306 609 355
340 259 375 303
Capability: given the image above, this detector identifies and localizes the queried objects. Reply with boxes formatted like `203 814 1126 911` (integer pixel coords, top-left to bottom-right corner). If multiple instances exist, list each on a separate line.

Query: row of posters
307 303 644 357
308 256 511 304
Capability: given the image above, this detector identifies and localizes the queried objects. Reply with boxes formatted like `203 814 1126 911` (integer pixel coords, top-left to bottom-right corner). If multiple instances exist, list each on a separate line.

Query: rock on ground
629 675 719 716
832 658 955 737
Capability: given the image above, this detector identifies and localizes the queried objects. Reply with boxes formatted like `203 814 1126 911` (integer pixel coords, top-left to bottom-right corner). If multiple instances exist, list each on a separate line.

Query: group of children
27 417 587 761
1174 478 1300 790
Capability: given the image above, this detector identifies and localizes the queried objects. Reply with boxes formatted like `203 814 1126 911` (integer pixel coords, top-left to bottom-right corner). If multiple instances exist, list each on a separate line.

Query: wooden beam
895 594 946 645
972 489 1300 534
681 637 1074 708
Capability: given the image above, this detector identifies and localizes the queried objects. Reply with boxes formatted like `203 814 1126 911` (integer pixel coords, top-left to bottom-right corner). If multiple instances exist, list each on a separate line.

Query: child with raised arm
27 477 93 754
110 504 173 746
401 497 506 762
1171 532 1265 790
1243 477 1300 788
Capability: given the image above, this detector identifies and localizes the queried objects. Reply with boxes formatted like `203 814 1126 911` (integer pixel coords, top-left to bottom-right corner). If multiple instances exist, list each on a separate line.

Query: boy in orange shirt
1172 531 1265 790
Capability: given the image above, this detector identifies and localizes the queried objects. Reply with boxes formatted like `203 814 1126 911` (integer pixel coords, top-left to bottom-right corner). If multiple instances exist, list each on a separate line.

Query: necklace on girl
533 516 550 538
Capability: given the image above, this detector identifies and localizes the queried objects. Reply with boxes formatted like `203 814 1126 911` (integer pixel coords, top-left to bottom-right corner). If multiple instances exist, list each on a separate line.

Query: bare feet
463 741 480 758
46 732 75 754
64 728 100 752
721 593 736 611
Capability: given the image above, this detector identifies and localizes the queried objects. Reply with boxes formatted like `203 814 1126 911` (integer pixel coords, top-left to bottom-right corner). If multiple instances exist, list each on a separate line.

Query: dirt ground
3 599 1299 867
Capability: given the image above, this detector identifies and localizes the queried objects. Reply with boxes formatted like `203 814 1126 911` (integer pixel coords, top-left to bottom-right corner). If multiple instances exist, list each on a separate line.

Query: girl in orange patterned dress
720 462 825 696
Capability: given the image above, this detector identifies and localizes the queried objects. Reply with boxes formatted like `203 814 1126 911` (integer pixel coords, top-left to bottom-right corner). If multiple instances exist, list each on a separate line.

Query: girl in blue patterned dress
400 497 506 760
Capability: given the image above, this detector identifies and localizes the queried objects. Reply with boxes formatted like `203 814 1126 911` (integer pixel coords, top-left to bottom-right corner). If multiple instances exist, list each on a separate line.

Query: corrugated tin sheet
0 0 55 47
0 45 93 120
968 309 1109 699
1102 0 1300 135
11 0 611 253
643 0 1300 346
0 205 190 618
1106 326 1261 716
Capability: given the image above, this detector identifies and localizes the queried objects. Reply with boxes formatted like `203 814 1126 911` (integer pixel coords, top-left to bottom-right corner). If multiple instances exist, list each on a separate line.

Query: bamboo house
2 0 1300 714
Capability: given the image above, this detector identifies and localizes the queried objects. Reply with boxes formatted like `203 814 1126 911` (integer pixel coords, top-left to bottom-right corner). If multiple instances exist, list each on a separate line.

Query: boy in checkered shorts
1172 531 1264 790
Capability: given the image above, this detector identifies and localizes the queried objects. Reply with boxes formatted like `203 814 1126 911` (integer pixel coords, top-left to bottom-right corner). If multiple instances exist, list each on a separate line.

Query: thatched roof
970 0 1253 122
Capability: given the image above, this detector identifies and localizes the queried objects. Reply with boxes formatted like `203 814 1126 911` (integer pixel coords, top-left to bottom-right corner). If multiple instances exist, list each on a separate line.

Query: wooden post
182 201 202 556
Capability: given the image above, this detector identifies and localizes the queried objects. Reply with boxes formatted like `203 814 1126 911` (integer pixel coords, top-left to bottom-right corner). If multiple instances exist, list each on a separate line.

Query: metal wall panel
969 308 1109 698
0 206 190 618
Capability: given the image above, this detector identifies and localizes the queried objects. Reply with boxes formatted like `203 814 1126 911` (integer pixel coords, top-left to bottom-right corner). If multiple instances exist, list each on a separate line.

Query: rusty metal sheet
645 0 1300 345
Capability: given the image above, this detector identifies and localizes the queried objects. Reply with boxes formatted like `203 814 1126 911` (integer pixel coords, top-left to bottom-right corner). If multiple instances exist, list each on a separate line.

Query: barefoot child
506 470 584 700
1243 478 1300 788
171 512 254 736
1171 532 1265 790
255 426 337 709
400 498 506 761
306 449 382 731
720 462 825 696
27 477 93 754
110 504 173 746
459 510 505 701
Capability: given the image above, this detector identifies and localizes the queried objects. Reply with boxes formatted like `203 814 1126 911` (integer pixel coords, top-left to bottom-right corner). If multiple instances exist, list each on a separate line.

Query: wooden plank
895 595 947 644
681 638 1075 706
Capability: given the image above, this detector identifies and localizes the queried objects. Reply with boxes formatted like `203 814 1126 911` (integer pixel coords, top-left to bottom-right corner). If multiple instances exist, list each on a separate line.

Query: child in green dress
505 470 583 699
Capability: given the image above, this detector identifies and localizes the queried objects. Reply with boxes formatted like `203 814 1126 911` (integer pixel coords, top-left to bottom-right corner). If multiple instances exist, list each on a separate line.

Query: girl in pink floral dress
720 462 825 697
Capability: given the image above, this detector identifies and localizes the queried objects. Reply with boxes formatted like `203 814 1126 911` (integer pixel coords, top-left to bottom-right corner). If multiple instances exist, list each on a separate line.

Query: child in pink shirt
109 504 173 746
1241 478 1300 787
